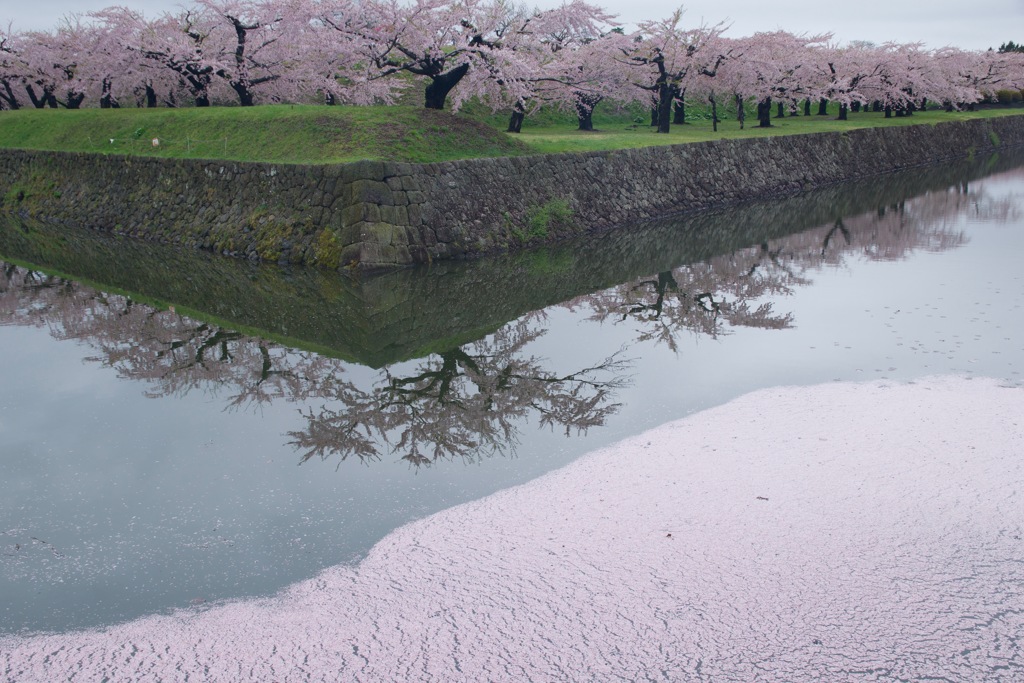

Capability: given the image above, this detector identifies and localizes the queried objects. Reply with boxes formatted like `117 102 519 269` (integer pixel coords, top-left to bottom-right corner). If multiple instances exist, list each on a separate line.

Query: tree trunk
25 84 46 109
672 88 688 125
100 78 114 109
837 103 848 120
920 97 928 111
656 83 675 134
424 63 469 110
230 80 255 106
507 104 525 133
576 108 593 131
757 97 772 127
574 92 600 131
709 93 719 132
650 107 658 127
1 81 21 110
884 105 892 118
672 99 686 124
145 84 157 108
804 98 811 116
776 101 785 118
851 101 861 112
507 110 524 133
195 93 210 107
63 91 85 109
817 98 828 115
736 94 745 129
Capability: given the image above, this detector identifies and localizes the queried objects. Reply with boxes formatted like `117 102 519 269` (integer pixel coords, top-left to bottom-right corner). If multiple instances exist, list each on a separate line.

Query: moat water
2 152 1024 634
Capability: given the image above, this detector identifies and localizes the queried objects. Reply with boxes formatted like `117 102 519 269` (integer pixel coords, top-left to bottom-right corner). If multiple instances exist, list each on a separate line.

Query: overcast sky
4 0 1023 51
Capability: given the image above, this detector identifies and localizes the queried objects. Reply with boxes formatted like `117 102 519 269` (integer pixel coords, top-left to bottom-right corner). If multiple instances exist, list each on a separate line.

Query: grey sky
4 0 1023 51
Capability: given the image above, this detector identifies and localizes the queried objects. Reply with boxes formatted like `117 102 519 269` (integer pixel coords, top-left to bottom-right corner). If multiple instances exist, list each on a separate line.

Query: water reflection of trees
580 256 798 352
291 318 630 467
0 265 630 467
574 181 995 349
0 173 1011 468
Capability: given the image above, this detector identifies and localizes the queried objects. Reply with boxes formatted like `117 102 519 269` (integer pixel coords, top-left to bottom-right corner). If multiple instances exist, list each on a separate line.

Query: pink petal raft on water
3 375 1022 681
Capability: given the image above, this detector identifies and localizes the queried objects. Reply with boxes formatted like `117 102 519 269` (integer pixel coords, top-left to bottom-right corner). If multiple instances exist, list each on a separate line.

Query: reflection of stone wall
2 116 1023 270
5 151 1018 368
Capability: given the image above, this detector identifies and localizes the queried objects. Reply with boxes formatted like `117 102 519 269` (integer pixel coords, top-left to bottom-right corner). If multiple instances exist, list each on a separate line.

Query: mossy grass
0 104 530 164
0 101 1020 164
526 198 574 238
510 105 1024 155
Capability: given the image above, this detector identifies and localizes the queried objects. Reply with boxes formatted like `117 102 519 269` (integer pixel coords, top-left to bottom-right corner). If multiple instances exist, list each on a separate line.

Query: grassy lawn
0 104 530 163
511 106 1024 154
0 101 1020 164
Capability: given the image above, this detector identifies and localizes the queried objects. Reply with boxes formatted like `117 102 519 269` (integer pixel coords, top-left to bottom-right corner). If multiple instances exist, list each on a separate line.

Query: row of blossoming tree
2 0 1024 133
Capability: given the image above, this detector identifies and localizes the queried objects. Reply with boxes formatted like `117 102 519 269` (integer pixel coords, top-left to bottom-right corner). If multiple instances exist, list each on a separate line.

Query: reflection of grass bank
0 104 1020 164
0 253 357 364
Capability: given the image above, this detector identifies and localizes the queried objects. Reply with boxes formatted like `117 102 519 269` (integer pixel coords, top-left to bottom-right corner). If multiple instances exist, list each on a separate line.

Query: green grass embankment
0 102 1020 164
0 105 529 163
511 107 1023 155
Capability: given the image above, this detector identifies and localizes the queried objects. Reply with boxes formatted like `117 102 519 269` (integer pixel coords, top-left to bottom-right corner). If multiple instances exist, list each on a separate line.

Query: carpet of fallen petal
2 375 1022 682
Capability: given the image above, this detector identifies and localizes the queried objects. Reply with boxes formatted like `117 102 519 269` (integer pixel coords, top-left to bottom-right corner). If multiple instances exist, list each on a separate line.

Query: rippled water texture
1 153 1024 653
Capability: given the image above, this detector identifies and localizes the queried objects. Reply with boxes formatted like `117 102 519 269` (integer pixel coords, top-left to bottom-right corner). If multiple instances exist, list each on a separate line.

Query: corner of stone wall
331 160 425 270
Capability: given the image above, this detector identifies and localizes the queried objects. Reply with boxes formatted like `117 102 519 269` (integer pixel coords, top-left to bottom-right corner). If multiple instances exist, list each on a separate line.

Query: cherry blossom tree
727 31 829 127
703 37 754 128
50 8 159 109
0 26 26 109
5 0 1023 117
17 18 101 109
118 1 308 107
492 1 620 132
856 42 937 117
345 0 534 111
541 30 640 131
83 7 167 107
627 8 727 133
929 47 985 110
288 0 404 105
123 7 224 106
944 48 1024 109
189 0 294 106
809 41 886 120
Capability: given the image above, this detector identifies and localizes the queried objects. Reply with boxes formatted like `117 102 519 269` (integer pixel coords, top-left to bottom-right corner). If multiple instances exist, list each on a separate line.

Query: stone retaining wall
2 115 1023 269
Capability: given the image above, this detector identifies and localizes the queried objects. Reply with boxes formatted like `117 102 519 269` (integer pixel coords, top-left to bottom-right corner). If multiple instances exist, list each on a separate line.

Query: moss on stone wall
313 227 342 269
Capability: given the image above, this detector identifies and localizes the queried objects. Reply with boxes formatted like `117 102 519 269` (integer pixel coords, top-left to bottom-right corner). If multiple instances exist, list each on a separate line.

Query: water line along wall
1 115 1022 270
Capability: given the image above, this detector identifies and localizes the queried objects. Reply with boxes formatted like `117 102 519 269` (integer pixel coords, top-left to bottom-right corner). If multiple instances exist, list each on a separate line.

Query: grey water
2 153 1024 635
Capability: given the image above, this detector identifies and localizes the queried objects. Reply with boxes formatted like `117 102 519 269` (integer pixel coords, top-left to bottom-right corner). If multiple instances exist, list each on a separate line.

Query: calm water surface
2 154 1024 634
